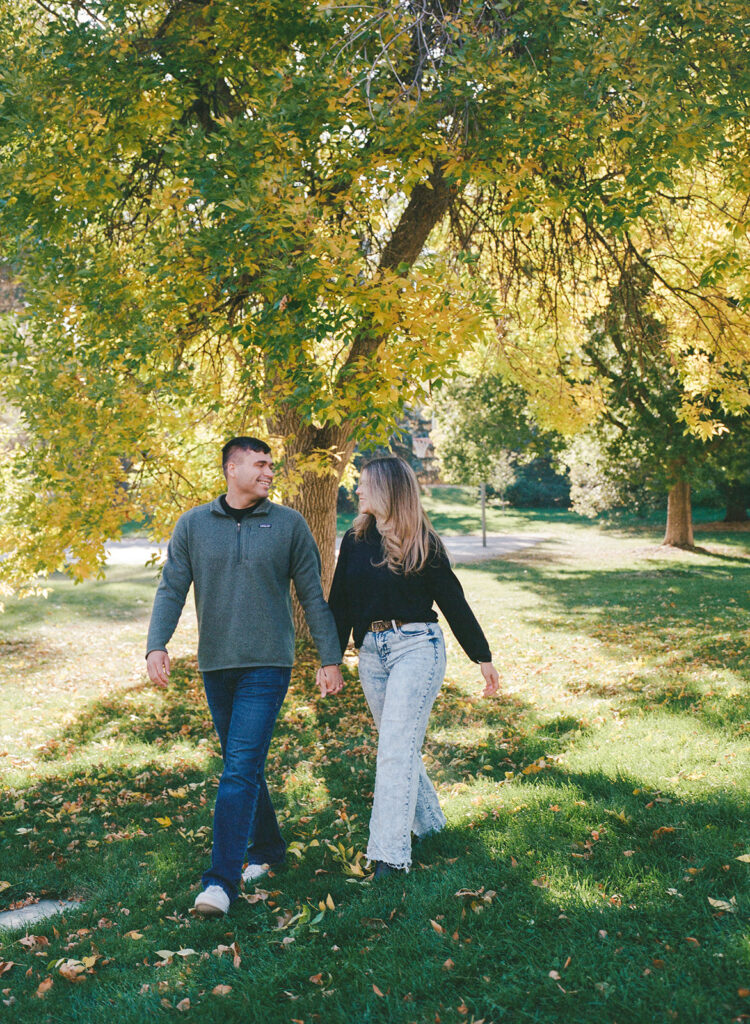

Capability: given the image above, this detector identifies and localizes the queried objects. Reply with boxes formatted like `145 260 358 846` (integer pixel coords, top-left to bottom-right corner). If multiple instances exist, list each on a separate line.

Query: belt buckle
371 619 402 633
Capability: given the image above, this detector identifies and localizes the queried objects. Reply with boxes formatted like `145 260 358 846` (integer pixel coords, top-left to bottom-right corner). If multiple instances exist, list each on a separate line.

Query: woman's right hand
479 661 500 697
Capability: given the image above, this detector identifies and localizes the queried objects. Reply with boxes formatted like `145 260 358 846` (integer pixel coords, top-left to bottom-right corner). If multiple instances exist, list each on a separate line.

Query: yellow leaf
212 985 232 996
155 817 172 827
325 893 335 911
124 930 144 940
430 919 445 934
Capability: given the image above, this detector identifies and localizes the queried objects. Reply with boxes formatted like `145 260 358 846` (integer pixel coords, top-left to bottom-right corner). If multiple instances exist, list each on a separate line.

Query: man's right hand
316 664 344 697
146 650 171 688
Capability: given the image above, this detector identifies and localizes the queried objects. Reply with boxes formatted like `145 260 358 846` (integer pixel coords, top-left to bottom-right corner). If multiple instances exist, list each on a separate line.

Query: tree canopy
1 0 749 590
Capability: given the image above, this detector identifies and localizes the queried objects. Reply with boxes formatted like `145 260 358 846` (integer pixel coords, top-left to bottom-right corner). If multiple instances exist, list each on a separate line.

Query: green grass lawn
1 508 749 1024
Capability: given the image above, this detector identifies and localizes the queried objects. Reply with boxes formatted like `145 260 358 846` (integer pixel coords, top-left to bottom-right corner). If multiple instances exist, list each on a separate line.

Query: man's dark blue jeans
201 666 291 901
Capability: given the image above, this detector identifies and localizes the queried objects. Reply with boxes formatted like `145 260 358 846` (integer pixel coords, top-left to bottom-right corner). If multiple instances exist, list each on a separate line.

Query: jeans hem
367 845 412 871
412 821 445 840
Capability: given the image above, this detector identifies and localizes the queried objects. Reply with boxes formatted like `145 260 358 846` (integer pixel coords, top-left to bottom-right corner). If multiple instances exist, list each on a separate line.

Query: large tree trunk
270 415 355 638
276 165 455 639
289 469 341 635
663 477 694 547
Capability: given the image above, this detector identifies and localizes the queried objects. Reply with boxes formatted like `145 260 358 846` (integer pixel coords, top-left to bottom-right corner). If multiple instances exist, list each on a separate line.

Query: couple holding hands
146 437 498 916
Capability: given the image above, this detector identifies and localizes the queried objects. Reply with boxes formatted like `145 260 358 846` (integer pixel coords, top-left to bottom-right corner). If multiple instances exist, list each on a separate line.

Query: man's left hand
317 664 344 697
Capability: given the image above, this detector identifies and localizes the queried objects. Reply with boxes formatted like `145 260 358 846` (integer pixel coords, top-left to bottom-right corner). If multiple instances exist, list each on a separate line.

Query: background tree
1 0 748 598
433 369 568 507
557 261 750 544
456 163 750 546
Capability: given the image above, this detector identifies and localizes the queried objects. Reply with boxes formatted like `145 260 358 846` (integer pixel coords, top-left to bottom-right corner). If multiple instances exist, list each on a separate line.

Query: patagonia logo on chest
259 523 272 528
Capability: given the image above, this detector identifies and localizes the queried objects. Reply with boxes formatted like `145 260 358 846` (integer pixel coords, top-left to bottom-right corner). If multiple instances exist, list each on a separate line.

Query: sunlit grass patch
1 509 749 1023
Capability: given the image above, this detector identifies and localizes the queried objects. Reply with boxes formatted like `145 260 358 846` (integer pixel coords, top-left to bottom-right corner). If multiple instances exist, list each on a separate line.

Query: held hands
147 650 171 688
316 664 345 698
479 661 500 698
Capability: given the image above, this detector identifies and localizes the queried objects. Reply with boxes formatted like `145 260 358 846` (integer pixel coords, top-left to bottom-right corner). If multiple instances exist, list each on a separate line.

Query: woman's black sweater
327 526 492 663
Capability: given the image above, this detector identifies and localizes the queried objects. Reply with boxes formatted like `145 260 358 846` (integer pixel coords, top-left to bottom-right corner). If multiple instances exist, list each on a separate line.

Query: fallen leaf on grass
372 984 385 997
0 882 9 893
212 985 232 996
176 998 190 1011
19 935 49 950
155 817 172 828
623 850 635 857
35 977 53 998
708 897 738 913
241 891 268 905
0 962 15 976
548 970 561 980
454 888 497 912
531 877 549 888
652 958 666 969
685 937 700 947
443 959 455 971
738 989 749 998
652 827 676 839
736 854 750 864
430 919 445 935
309 973 324 985
124 931 144 940
58 959 87 983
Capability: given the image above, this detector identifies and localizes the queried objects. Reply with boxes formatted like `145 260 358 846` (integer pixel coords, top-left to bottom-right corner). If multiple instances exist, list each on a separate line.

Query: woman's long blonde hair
352 456 447 574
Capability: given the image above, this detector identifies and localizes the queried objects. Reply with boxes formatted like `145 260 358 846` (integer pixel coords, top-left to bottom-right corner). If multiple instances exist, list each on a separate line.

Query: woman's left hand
479 662 500 697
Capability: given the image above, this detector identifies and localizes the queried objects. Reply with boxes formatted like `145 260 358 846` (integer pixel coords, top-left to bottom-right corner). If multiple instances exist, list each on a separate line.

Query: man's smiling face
226 449 274 504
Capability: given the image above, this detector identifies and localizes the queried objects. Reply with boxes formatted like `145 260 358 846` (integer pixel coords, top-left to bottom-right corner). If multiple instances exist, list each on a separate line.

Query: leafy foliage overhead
1 0 748 586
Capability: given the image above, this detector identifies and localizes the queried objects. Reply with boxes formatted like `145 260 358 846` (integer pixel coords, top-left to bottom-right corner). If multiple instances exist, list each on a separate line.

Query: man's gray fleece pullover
146 497 342 670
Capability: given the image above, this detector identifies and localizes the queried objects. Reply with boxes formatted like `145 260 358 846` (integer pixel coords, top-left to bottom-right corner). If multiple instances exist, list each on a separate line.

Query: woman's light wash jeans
358 622 447 870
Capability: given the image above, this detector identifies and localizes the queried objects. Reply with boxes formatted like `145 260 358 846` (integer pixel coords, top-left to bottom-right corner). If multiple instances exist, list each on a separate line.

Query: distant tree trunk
663 476 694 547
723 483 749 523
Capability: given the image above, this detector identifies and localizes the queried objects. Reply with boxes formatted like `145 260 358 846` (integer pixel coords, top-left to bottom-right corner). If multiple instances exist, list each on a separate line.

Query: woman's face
355 473 373 514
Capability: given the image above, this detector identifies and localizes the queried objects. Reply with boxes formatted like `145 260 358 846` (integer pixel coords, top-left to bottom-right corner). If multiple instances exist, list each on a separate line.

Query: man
146 436 344 917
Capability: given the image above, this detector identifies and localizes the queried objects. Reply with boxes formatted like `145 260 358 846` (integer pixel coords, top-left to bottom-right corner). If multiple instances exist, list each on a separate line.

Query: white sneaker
193 884 229 917
242 862 270 884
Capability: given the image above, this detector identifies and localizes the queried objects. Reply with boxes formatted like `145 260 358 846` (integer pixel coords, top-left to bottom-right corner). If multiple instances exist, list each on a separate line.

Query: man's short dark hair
222 436 272 476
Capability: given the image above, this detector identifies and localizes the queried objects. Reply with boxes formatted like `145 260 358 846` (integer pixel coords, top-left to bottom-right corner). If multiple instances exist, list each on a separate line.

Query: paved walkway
0 900 82 930
105 533 547 566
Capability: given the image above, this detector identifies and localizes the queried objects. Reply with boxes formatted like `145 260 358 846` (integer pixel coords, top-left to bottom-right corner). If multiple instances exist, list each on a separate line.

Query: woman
321 456 499 878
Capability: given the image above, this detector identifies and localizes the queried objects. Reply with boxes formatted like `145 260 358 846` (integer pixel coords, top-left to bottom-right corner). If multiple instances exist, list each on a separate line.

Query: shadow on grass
467 551 750 730
2 669 748 1024
2 651 749 1024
